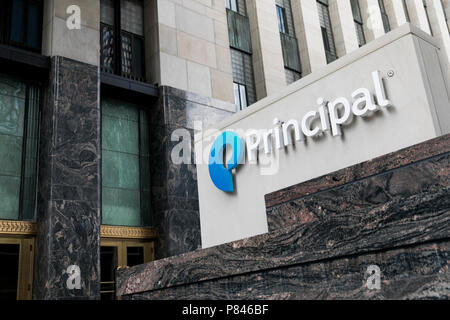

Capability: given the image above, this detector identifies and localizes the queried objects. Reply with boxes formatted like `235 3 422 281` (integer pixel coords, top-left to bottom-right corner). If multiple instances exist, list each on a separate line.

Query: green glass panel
0 176 21 220
102 98 139 121
102 150 140 190
227 9 252 54
102 187 141 226
0 95 26 137
0 74 27 99
0 135 23 176
102 114 139 154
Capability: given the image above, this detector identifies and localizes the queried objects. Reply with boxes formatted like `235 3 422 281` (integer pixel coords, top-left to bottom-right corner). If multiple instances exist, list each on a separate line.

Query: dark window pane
126 247 144 267
10 0 25 44
101 0 115 25
0 244 20 300
133 37 144 80
26 3 41 48
121 0 144 36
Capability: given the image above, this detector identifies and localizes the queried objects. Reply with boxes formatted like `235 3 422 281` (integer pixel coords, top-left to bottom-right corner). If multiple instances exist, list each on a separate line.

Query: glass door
100 239 153 300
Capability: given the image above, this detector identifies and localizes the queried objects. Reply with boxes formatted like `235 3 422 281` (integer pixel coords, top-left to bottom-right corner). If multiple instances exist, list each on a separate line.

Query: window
317 0 337 63
351 0 366 47
402 0 411 23
226 0 246 15
423 0 434 36
276 5 288 34
101 98 151 227
378 0 391 33
276 0 302 84
0 73 40 222
230 49 256 111
101 0 145 81
0 0 43 52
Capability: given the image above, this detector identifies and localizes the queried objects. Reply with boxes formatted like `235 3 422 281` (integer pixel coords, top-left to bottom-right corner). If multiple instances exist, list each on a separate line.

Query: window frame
100 97 152 228
350 0 366 47
0 76 42 222
317 0 338 63
233 82 248 111
100 0 146 82
276 5 288 34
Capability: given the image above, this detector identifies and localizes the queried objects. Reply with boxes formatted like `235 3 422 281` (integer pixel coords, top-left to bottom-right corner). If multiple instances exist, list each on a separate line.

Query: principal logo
207 71 392 192
208 131 245 192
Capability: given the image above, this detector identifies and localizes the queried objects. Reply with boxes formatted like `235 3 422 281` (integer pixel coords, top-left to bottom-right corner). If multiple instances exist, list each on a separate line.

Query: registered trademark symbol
387 70 395 77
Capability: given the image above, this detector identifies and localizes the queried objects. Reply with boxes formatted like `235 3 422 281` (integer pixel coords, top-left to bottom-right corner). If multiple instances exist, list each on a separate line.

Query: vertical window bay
101 98 151 227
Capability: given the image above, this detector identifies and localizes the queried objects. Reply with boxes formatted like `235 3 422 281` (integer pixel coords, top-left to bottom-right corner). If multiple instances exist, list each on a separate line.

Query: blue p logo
208 131 245 192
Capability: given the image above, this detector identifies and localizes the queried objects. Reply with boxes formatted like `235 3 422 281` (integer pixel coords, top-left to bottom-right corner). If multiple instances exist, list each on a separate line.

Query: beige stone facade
40 0 450 106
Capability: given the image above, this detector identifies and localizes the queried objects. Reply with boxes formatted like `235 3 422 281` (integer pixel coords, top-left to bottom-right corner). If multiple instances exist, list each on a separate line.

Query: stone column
360 0 386 41
406 0 433 34
329 0 360 58
385 0 409 28
33 57 101 300
291 0 327 75
150 87 234 259
246 0 286 99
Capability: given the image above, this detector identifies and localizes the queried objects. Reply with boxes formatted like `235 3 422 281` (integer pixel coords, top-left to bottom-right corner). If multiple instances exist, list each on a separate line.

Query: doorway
0 237 34 300
100 239 154 300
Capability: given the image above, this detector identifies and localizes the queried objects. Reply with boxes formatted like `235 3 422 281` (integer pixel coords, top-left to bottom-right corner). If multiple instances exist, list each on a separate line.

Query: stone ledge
117 134 450 296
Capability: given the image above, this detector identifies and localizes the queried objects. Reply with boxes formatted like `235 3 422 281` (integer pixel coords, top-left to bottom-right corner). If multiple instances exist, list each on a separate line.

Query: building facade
0 0 449 300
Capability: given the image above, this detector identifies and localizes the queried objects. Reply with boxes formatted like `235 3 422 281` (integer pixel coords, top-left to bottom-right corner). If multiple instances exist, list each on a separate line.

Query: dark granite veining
267 151 450 232
117 134 450 299
33 57 101 300
265 134 450 208
149 86 234 259
130 240 450 300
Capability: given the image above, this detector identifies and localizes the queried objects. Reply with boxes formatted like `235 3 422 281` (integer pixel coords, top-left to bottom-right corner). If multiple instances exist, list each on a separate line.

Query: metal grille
230 48 256 106
121 33 132 76
100 0 145 81
317 0 337 63
101 24 115 74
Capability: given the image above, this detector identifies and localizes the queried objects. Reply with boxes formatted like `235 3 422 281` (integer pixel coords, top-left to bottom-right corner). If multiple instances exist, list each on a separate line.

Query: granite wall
33 57 101 300
150 86 234 259
117 134 450 300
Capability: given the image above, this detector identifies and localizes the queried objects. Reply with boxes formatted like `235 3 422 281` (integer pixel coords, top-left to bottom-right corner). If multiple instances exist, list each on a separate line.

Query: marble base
117 134 450 300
